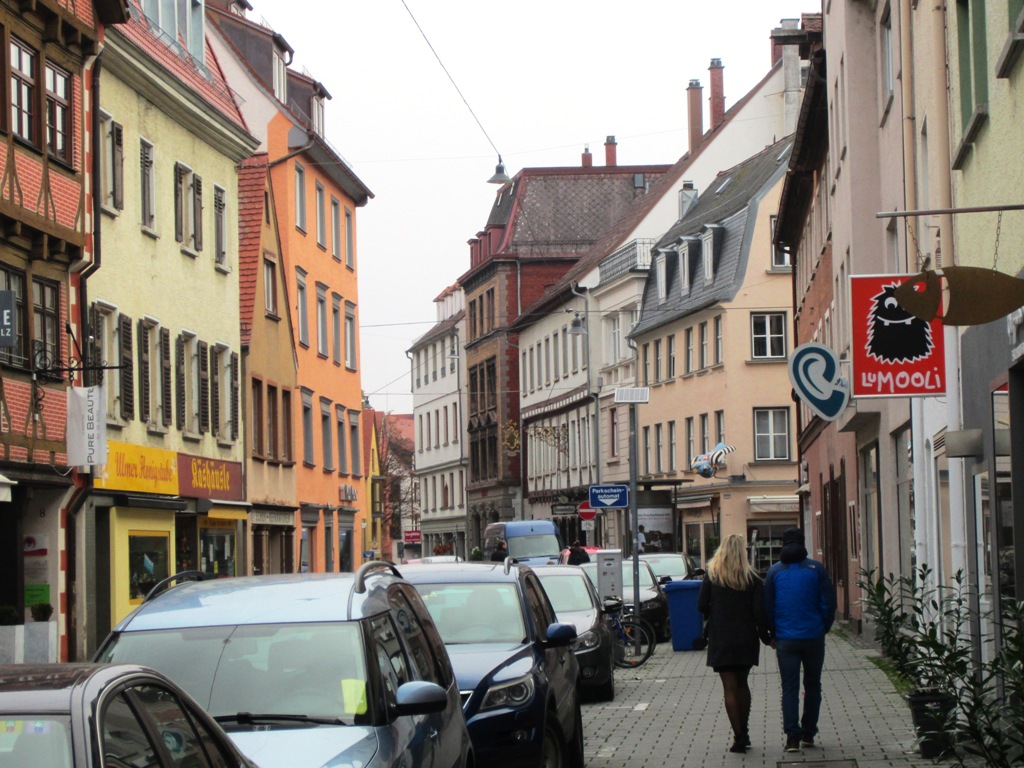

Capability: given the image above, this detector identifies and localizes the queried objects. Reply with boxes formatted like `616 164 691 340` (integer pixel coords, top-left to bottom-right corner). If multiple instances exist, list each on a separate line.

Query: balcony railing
599 239 656 284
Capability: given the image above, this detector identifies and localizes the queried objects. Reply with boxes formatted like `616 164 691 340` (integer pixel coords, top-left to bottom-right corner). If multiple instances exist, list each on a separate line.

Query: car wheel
594 669 614 702
540 717 566 768
568 699 585 768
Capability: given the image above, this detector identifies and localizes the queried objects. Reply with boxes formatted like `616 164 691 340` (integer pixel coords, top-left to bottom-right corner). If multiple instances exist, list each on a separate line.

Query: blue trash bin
663 580 704 651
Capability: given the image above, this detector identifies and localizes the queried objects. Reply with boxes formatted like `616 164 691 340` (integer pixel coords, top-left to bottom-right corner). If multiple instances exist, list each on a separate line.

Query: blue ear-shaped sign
788 342 850 421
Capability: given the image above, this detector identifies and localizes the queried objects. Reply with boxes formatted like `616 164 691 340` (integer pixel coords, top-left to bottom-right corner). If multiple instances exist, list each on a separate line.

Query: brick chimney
582 145 593 167
605 135 617 166
709 59 725 131
687 79 703 154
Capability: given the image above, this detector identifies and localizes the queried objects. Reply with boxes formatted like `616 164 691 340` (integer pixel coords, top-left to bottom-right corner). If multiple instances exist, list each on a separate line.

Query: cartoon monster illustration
866 283 933 364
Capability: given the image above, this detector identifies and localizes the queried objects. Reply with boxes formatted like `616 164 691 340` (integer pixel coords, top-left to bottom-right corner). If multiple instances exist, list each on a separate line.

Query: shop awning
208 501 252 520
0 473 17 503
676 494 714 510
747 495 800 513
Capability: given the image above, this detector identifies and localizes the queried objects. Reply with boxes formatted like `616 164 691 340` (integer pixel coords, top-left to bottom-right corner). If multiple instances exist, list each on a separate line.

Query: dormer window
311 95 324 136
655 253 667 303
677 240 696 296
273 49 288 103
702 230 715 283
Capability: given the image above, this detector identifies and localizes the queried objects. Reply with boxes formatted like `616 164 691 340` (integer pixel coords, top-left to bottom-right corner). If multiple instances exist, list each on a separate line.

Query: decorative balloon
691 442 736 479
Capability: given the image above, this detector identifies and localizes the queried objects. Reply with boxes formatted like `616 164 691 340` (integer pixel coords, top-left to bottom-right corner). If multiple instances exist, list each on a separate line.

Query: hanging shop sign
178 453 244 501
67 386 107 465
95 442 178 494
788 343 850 421
851 275 946 398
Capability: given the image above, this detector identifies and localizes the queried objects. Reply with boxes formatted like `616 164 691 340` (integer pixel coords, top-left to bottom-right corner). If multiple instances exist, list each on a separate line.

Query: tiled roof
631 137 794 337
116 0 247 130
488 166 671 258
511 58 784 327
409 310 464 351
238 154 269 346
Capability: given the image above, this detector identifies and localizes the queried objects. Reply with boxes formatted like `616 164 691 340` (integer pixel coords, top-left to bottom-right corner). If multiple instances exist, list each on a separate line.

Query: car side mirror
393 681 448 717
689 568 706 579
658 575 672 585
543 622 577 648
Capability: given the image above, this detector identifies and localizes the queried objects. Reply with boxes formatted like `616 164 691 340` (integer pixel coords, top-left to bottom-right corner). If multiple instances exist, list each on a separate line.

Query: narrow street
583 632 932 768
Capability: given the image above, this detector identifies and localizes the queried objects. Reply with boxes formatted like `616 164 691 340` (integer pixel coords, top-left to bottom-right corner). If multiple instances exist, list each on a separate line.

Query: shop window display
129 532 170 601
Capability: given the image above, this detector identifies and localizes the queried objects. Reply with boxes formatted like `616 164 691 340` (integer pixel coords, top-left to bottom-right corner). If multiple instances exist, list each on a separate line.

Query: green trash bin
663 580 703 651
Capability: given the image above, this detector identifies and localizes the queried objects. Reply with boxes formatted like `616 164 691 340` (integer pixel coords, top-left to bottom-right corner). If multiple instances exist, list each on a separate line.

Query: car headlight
480 674 536 711
641 599 659 611
571 629 600 651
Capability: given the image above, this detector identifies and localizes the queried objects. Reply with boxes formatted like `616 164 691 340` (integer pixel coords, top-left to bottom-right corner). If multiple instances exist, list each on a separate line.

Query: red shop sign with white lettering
850 274 946 398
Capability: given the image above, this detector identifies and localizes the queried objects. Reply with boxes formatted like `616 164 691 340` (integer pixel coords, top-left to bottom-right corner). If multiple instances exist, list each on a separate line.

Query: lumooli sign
0 291 15 347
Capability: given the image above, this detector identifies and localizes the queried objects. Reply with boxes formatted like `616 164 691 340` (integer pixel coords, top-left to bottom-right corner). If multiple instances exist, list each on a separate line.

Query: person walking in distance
567 540 591 565
636 525 647 554
764 527 837 753
697 534 772 754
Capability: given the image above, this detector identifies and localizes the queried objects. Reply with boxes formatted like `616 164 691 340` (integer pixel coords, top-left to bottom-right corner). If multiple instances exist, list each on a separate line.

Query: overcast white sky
248 0 810 413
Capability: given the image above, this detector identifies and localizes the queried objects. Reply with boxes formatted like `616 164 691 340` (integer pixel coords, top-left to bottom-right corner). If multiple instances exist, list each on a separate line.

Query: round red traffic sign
578 501 597 521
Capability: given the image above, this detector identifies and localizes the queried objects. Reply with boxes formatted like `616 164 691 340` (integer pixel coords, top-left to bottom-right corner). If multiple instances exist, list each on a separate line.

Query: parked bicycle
604 597 655 668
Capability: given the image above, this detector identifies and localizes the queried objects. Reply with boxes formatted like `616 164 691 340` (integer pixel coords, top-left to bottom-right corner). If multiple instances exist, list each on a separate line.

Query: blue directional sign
589 484 629 509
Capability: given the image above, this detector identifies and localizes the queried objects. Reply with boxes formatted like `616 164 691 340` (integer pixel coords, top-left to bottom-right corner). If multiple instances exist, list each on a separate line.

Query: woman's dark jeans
775 636 826 740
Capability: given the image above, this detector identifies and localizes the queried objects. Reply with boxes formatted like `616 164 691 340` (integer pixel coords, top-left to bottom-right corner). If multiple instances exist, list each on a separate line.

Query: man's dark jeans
775 636 826 740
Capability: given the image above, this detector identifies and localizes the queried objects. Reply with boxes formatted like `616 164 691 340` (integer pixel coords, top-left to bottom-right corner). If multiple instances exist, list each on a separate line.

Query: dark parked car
581 559 671 641
0 663 257 768
535 565 615 701
640 552 704 583
401 562 584 768
95 565 472 768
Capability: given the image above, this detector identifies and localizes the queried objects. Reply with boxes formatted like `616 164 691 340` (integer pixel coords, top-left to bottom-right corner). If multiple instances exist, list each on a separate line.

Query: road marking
633 702 649 711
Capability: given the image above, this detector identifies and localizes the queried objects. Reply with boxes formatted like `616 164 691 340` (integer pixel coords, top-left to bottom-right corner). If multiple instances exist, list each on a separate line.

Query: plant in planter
30 602 54 622
468 547 483 562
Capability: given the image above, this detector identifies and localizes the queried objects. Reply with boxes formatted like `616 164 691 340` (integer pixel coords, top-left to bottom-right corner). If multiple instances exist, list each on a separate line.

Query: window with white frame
678 244 691 294
655 423 664 473
315 182 326 247
751 312 786 359
138 318 171 428
301 389 314 465
140 139 155 229
685 417 694 467
668 420 677 470
321 398 334 470
769 215 790 268
311 95 325 136
345 208 354 267
702 230 715 283
714 315 723 364
880 6 894 104
214 186 227 266
700 413 709 453
332 294 342 364
667 334 676 377
173 162 202 252
294 162 306 232
264 255 278 315
699 322 708 368
296 269 308 347
331 198 341 260
46 62 71 162
684 327 693 373
90 303 119 420
643 426 651 475
272 48 288 102
716 409 725 444
10 38 35 144
345 302 357 369
608 314 621 364
178 332 201 434
100 114 123 211
610 407 618 457
336 405 348 474
210 342 237 441
754 408 789 460
316 283 328 357
656 253 667 303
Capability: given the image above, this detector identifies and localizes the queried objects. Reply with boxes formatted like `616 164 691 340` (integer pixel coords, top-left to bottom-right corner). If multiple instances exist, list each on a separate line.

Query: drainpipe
570 283 600 486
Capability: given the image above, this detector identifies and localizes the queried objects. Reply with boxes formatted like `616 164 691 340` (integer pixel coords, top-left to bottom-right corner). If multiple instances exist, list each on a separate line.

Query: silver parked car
95 565 472 768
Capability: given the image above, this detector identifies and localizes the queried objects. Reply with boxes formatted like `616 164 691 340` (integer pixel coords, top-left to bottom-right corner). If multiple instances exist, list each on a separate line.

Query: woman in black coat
697 534 772 754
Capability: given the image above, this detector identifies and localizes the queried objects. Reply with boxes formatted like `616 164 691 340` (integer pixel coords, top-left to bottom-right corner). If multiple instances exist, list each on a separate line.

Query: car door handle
429 727 439 742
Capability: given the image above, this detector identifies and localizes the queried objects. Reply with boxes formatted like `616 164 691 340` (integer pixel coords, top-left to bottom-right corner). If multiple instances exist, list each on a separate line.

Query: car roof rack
353 560 401 594
142 570 208 603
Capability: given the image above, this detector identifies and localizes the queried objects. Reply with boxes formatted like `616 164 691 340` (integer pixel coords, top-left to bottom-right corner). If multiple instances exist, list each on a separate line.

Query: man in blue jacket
764 526 837 753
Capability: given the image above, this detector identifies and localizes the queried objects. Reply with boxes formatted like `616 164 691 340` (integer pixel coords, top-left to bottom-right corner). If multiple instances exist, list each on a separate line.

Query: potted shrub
468 547 483 562
30 602 53 622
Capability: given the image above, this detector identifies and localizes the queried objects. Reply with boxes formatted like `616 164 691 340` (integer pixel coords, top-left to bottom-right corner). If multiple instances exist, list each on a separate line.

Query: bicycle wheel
614 619 654 668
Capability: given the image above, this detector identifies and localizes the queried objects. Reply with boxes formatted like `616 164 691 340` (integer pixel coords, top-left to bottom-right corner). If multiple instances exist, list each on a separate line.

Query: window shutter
119 314 134 421
192 174 203 250
174 163 184 243
198 340 209 434
88 304 103 387
230 351 239 441
112 123 124 210
137 320 150 424
175 334 186 430
210 347 220 437
161 328 172 426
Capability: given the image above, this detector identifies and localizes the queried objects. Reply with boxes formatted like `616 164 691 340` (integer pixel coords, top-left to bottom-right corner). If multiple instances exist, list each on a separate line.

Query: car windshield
643 555 691 579
415 583 527 644
98 622 369 724
0 717 71 767
507 535 561 559
580 562 656 590
536 573 594 613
